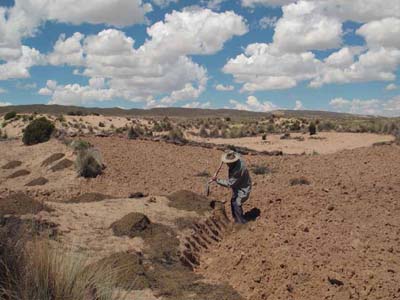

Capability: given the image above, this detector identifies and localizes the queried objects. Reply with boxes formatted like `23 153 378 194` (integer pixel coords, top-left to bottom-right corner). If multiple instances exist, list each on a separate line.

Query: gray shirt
216 158 252 198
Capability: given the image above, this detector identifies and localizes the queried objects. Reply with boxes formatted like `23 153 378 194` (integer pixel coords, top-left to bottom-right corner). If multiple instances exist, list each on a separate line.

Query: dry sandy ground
41 196 199 262
191 132 394 154
1 136 400 300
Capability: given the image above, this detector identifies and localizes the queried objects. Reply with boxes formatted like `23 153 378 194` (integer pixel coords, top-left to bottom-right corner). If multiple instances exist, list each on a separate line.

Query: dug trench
40 190 244 299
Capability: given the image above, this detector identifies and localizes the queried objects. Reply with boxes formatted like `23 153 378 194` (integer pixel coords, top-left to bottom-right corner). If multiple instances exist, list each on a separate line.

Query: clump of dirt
289 177 311 186
41 153 65 167
111 212 151 238
7 169 30 179
50 158 74 172
1 161 22 169
0 192 51 217
67 193 112 203
25 177 48 186
167 190 213 215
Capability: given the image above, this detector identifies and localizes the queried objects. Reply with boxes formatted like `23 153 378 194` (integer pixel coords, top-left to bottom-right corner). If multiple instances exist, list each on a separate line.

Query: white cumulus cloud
215 84 234 91
223 43 320 91
356 18 400 49
41 8 247 106
230 95 278 112
0 101 12 106
273 1 343 53
294 100 304 110
386 83 398 91
330 95 400 116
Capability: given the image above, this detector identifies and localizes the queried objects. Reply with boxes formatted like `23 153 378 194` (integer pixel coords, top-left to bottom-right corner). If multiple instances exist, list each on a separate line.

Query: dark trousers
231 193 249 224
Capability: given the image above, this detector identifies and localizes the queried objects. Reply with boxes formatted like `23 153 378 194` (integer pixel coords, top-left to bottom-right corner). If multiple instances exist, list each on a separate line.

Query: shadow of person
244 208 261 222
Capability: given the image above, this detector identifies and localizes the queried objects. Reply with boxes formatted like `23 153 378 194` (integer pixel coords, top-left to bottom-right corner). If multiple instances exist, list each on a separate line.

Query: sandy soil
191 132 395 154
40 196 199 262
1 136 400 300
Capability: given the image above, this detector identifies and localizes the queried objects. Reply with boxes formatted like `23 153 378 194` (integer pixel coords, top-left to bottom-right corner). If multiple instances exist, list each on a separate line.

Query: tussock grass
0 240 131 300
76 148 104 178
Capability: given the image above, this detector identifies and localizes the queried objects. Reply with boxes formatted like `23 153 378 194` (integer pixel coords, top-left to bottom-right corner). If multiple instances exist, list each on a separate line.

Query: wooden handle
213 162 224 178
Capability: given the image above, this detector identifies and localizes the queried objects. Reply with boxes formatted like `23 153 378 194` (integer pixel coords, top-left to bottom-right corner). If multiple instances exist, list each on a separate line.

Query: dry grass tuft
0 240 131 300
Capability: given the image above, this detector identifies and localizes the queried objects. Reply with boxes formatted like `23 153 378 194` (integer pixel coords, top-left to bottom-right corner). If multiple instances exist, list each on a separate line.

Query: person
212 150 252 224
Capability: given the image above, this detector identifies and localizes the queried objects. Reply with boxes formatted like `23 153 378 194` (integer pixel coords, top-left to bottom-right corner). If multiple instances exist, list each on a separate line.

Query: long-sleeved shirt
216 158 252 198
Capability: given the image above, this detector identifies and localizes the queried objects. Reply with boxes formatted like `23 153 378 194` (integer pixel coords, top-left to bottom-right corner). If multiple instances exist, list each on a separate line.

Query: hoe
205 161 223 197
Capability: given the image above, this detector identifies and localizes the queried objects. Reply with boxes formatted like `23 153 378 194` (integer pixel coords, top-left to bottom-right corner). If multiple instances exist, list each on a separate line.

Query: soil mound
41 153 65 167
90 252 150 290
111 212 151 238
167 190 213 215
25 177 48 186
107 212 242 299
0 192 51 217
1 161 22 169
67 193 111 203
7 169 30 179
50 158 74 172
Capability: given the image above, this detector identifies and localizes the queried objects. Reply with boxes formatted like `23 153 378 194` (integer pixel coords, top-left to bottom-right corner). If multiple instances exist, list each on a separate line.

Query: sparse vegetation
22 117 55 145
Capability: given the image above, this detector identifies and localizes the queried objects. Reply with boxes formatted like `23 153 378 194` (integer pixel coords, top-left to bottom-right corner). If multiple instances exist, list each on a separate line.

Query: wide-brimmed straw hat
221 150 240 164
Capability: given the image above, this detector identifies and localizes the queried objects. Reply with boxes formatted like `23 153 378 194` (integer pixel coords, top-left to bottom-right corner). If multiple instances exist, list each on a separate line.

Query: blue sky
0 0 399 116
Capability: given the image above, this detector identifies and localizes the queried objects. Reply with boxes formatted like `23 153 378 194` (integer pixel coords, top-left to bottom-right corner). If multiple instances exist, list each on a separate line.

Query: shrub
98 122 105 127
209 127 220 138
22 117 55 145
199 125 208 138
4 111 17 120
76 148 104 178
56 114 66 122
251 165 271 175
262 133 267 141
70 139 91 152
309 122 317 136
127 126 143 139
290 177 310 186
168 127 186 142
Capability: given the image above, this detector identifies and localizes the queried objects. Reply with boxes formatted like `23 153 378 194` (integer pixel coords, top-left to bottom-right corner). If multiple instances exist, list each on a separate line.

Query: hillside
0 104 368 120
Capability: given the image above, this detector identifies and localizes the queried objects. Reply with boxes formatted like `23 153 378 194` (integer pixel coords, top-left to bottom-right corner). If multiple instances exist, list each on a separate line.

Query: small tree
22 117 55 145
309 122 317 136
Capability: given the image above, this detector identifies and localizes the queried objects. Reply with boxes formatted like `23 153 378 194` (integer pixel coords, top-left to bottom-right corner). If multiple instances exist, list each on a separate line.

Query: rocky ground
1 135 399 299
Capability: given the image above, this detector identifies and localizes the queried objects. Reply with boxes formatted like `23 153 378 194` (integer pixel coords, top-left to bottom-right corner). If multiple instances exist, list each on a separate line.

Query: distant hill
0 104 381 120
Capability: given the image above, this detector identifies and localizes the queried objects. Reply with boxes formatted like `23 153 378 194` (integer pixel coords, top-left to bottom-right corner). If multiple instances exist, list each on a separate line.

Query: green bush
22 117 55 145
4 111 17 120
309 122 317 136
